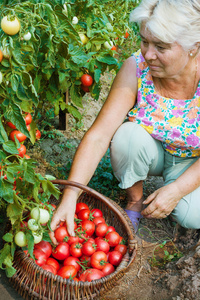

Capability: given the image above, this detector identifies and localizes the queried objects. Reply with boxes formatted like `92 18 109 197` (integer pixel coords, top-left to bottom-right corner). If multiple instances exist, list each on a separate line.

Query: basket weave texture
10 180 137 300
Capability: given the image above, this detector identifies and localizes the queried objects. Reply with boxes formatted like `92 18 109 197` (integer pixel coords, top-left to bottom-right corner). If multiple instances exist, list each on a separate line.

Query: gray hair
130 0 200 51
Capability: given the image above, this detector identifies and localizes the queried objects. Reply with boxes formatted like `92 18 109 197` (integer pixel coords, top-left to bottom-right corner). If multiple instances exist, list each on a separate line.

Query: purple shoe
125 209 143 233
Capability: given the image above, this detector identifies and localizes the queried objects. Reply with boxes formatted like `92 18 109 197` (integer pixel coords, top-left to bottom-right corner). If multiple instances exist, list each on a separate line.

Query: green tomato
23 32 31 41
72 16 78 25
32 231 43 244
30 207 50 224
0 72 3 84
79 33 89 45
104 40 113 50
28 218 39 231
14 231 27 247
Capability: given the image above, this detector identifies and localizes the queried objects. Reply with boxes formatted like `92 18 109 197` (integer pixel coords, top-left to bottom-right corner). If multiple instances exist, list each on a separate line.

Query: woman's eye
157 45 165 51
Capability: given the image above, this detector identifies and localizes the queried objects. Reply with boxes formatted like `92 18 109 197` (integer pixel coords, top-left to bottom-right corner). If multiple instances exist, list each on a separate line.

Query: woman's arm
50 56 138 243
142 158 200 218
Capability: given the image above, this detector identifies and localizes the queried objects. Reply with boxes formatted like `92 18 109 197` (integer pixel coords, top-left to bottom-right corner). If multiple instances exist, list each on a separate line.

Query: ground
1 72 200 300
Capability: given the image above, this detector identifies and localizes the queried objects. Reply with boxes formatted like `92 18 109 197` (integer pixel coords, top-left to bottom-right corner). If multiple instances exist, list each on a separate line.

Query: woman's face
140 23 190 79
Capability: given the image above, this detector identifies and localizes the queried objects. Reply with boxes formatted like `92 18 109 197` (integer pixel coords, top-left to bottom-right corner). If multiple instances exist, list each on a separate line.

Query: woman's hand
141 182 181 219
49 194 77 245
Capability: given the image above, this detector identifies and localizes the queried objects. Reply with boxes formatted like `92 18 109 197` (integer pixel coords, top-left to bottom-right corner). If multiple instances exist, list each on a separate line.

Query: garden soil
1 72 200 300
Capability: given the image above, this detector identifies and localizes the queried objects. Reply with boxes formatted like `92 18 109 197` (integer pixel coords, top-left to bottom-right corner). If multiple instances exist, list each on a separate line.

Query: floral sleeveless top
128 50 200 157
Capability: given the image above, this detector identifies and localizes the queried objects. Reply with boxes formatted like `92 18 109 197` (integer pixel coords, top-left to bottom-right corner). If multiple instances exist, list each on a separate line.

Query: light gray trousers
110 122 200 229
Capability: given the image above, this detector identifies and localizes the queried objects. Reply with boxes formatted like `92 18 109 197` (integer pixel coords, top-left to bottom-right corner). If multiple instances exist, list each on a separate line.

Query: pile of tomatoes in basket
33 202 128 282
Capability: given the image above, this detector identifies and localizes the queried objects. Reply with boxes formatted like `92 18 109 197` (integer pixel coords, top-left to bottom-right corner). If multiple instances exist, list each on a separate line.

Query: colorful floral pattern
128 50 200 157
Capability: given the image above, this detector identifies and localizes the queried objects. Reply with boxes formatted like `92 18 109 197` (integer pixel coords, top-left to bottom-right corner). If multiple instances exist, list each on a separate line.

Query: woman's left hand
141 182 181 219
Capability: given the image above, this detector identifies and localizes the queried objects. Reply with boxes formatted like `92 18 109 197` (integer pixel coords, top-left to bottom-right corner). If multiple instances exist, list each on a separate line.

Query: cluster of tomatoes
6 113 41 159
31 202 127 282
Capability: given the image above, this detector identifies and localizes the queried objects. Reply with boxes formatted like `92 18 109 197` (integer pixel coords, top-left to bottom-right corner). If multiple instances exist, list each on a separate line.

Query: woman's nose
144 46 157 61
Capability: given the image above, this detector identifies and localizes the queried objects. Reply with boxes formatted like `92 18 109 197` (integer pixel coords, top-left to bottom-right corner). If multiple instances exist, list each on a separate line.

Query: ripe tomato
57 265 77 279
95 238 110 254
33 249 47 266
17 144 26 157
107 226 116 233
67 236 80 246
24 154 30 159
102 263 115 276
54 226 69 243
93 217 105 226
91 208 103 218
76 202 89 214
90 251 107 270
81 74 93 87
78 208 90 221
80 255 91 267
81 84 89 92
111 45 117 51
105 231 120 247
25 113 32 125
82 241 96 256
10 130 27 142
95 223 108 238
41 264 57 275
79 268 104 282
52 242 70 261
0 49 3 62
46 257 60 272
114 244 127 256
108 250 123 266
70 242 83 258
124 30 129 38
36 129 41 140
7 121 16 129
34 241 52 258
75 228 88 243
1 16 21 35
64 256 81 272
80 220 95 236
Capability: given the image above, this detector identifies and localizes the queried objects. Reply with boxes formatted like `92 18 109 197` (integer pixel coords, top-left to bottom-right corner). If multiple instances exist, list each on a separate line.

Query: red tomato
80 220 95 236
46 257 60 272
102 263 115 276
57 265 77 279
124 30 129 38
114 244 127 256
54 226 69 243
63 256 81 272
75 228 88 243
36 129 41 140
105 231 120 247
17 144 26 157
111 45 117 51
107 226 116 233
67 236 80 246
81 74 93 87
80 255 91 268
81 84 89 92
24 154 30 159
7 121 16 129
79 268 104 282
52 242 70 261
34 241 52 258
91 208 103 218
108 250 123 266
95 223 108 238
10 130 27 142
75 202 89 214
77 208 90 220
25 113 32 125
87 237 95 244
93 217 105 226
26 124 31 131
82 241 96 256
70 242 83 258
33 249 47 266
41 264 57 275
90 251 107 270
95 238 110 253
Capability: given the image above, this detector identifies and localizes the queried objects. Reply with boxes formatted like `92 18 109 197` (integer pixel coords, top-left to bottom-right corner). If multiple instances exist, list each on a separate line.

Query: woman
50 0 200 243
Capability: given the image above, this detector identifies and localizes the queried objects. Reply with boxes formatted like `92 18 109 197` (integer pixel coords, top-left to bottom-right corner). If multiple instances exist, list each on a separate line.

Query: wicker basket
10 180 137 300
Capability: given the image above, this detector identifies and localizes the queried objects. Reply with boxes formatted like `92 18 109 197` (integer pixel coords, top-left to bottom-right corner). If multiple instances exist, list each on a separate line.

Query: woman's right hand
49 192 77 245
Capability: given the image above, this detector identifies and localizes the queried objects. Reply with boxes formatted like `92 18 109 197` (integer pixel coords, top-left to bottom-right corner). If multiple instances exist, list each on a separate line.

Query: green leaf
26 232 34 259
0 118 8 142
42 180 60 199
70 84 83 108
0 244 10 268
3 233 13 243
97 54 118 65
0 180 14 203
3 141 18 155
5 266 16 278
66 104 82 120
94 68 102 83
7 203 22 225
